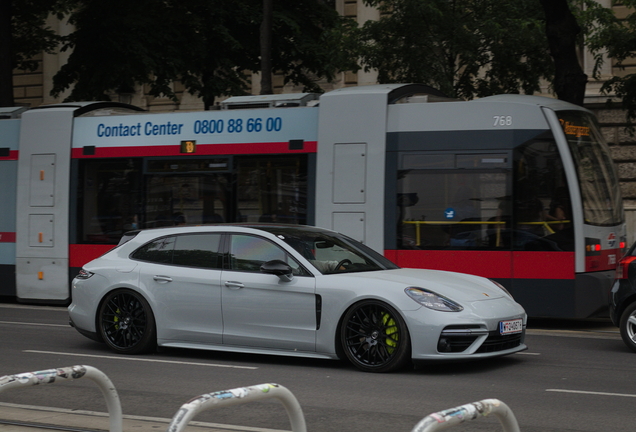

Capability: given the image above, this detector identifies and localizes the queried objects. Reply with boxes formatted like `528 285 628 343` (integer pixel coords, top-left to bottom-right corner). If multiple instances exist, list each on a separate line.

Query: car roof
124 223 338 240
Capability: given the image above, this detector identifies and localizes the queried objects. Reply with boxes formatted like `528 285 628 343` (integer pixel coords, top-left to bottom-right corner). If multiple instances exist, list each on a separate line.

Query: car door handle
225 281 244 289
153 275 173 283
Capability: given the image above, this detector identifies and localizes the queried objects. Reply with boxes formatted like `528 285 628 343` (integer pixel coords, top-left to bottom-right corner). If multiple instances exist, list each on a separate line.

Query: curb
0 403 286 432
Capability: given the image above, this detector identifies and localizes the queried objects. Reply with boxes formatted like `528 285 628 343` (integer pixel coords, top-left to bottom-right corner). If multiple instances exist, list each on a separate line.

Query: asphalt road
0 302 633 432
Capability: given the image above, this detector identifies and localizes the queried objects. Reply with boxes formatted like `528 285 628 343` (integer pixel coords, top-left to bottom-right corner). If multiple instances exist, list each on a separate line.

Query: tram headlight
490 279 513 298
405 287 463 312
76 269 94 280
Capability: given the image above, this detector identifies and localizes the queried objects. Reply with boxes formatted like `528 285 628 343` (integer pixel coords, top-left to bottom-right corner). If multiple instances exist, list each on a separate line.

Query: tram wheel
98 289 156 354
340 300 411 372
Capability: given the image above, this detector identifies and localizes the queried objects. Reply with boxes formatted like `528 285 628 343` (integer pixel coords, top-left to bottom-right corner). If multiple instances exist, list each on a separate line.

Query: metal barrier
411 399 520 432
0 365 123 432
166 383 306 432
0 365 520 432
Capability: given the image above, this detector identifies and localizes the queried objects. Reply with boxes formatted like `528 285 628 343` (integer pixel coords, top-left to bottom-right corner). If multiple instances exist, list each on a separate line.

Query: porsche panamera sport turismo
68 224 527 372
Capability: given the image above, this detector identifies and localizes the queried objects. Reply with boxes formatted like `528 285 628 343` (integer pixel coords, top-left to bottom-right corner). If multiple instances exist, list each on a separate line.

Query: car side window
230 234 305 275
132 236 176 263
172 234 223 269
131 234 222 269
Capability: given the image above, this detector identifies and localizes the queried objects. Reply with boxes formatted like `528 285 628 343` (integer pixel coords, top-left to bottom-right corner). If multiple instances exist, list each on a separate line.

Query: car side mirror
260 259 294 282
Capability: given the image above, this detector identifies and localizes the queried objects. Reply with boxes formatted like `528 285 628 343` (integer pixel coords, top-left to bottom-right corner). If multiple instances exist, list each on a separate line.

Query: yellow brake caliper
114 308 120 330
382 312 398 354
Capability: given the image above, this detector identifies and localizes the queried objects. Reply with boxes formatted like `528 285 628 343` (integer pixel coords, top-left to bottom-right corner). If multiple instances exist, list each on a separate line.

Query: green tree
51 0 232 106
356 0 553 100
582 0 636 121
51 0 357 108
0 0 71 107
263 0 359 94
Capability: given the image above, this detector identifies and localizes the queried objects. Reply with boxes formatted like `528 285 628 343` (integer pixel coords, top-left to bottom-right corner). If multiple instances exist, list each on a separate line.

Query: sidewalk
0 402 282 432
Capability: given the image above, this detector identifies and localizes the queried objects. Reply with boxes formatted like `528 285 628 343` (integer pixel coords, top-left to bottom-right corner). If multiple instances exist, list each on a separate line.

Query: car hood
336 268 507 302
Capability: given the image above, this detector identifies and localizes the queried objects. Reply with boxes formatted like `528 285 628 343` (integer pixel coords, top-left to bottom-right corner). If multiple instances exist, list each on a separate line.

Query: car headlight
405 287 463 312
489 279 513 298
76 269 94 279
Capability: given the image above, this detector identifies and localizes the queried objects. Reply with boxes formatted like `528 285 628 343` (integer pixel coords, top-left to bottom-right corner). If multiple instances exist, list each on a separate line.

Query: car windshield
253 225 399 274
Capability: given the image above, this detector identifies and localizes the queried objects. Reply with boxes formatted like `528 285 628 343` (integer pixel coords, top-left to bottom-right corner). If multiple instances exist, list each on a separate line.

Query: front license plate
499 319 523 335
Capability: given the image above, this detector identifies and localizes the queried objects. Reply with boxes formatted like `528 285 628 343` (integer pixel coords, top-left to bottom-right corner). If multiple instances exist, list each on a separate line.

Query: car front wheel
620 302 636 353
340 300 411 372
98 289 156 354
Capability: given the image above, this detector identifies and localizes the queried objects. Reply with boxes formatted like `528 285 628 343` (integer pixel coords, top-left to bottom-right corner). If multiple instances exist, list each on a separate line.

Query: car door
135 233 224 344
221 233 317 351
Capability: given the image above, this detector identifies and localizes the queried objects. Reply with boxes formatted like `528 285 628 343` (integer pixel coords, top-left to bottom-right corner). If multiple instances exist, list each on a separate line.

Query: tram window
513 140 574 251
144 173 229 228
235 156 308 224
75 158 143 244
397 155 511 250
75 155 308 245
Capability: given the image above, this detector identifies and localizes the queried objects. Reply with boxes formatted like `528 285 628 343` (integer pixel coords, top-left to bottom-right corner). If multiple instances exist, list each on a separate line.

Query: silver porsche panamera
68 224 527 372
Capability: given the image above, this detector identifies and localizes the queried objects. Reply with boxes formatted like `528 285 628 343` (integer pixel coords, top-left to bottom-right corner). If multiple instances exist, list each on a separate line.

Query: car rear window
131 234 223 269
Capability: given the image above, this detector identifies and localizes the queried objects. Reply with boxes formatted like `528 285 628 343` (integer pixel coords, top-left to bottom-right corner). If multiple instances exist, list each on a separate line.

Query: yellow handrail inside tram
402 220 571 247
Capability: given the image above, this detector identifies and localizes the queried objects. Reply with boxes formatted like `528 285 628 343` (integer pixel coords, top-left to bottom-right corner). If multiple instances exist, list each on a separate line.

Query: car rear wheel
620 302 636 352
98 289 156 354
340 300 411 372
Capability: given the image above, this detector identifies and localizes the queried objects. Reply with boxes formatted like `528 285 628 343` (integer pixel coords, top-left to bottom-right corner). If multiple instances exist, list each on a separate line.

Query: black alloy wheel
340 300 411 372
98 289 156 354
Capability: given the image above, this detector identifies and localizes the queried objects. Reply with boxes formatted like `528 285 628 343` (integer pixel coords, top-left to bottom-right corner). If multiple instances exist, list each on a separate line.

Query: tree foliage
582 0 636 121
0 0 71 106
355 0 553 99
7 0 636 113
50 0 357 108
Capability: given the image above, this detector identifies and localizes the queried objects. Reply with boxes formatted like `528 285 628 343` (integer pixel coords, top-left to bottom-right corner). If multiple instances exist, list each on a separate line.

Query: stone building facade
10 0 636 242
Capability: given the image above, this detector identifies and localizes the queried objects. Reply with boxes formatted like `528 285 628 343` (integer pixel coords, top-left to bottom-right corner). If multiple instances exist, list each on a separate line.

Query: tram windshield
557 111 624 227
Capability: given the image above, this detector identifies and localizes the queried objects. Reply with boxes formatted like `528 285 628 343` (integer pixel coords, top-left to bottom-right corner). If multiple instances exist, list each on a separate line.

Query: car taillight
616 256 636 279
76 269 94 279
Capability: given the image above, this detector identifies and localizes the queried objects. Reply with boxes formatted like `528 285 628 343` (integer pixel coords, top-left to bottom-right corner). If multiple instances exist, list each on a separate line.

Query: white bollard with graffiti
167 383 307 432
0 365 123 432
411 399 520 432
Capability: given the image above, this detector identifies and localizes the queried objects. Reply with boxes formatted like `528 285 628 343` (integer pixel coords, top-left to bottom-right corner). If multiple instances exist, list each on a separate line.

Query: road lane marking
24 350 258 370
526 329 620 340
546 389 636 398
515 352 540 355
0 320 68 327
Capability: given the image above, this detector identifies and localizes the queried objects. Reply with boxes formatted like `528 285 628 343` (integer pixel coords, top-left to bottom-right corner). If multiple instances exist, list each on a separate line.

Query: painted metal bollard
167 383 307 432
0 365 123 432
411 399 520 432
